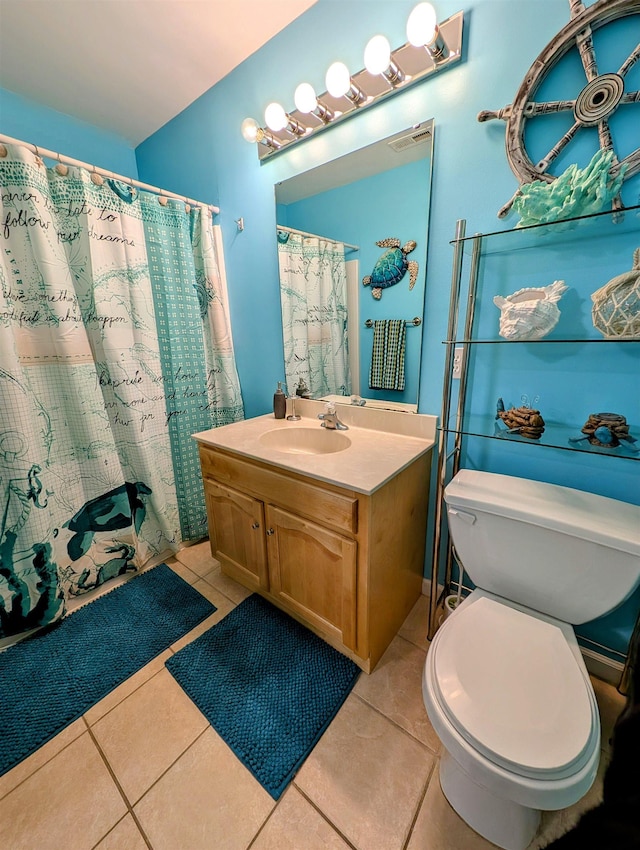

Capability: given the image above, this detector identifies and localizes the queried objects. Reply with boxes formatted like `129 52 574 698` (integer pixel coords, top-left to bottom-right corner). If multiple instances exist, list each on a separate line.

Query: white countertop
193 401 436 495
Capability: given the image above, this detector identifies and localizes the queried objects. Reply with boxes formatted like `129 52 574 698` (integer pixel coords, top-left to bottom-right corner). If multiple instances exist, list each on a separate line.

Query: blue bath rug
166 593 360 799
0 563 215 776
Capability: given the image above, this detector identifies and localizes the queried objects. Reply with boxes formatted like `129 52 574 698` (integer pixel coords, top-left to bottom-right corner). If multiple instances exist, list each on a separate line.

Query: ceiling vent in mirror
388 128 432 153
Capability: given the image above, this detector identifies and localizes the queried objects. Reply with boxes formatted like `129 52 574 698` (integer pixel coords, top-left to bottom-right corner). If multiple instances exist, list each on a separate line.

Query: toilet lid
434 597 594 778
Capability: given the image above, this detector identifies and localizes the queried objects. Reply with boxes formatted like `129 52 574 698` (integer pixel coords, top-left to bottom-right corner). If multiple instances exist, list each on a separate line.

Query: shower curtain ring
55 151 69 176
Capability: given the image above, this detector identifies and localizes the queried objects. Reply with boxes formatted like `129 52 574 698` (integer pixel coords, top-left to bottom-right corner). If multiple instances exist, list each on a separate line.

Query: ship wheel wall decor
478 0 640 219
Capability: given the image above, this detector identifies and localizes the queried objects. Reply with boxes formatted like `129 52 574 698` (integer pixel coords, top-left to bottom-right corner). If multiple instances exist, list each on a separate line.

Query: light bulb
364 35 391 76
294 83 318 114
325 62 351 98
407 2 438 46
264 102 287 132
240 117 259 143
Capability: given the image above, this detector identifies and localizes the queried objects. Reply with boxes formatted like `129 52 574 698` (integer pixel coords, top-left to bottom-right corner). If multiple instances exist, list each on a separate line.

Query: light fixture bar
257 128 283 150
382 59 406 86
250 9 463 162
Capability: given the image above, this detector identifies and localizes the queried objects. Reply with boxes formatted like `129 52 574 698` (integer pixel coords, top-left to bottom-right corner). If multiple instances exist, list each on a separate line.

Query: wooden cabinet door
266 504 357 650
204 480 269 591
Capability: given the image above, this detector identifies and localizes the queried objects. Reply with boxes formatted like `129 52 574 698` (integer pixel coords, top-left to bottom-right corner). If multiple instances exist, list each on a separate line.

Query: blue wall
278 157 431 405
0 88 137 175
135 0 639 658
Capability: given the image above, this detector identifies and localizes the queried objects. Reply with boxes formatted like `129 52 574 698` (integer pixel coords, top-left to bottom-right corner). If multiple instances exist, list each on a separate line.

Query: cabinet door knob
251 522 260 530
266 527 275 536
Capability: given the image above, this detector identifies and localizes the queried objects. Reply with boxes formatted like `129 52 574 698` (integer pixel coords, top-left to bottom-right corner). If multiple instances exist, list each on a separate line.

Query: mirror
275 120 434 412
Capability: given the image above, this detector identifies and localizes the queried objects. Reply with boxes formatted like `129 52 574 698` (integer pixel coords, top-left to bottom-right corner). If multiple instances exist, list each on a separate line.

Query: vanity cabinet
198 442 431 672
203 481 269 591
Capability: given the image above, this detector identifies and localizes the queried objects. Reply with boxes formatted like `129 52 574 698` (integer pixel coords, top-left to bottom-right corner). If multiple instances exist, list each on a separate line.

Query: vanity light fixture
364 35 406 85
264 102 306 136
406 1 450 60
240 117 283 150
325 61 367 105
294 83 335 122
242 3 464 161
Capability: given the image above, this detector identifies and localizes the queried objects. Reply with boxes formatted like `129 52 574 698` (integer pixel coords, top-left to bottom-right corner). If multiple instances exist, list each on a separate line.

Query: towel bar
364 317 421 328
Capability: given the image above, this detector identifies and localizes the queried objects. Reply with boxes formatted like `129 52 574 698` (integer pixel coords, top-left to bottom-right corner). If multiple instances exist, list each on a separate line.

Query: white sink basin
259 427 351 455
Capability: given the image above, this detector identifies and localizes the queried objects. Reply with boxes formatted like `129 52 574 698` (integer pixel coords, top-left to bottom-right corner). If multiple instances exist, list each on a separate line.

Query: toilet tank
444 469 640 624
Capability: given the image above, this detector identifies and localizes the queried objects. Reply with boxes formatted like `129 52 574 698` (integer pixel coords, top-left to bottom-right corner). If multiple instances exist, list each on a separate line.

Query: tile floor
0 541 625 850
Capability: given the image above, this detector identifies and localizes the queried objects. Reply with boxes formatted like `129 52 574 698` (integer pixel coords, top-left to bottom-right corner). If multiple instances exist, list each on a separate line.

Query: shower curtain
0 143 243 639
277 230 351 397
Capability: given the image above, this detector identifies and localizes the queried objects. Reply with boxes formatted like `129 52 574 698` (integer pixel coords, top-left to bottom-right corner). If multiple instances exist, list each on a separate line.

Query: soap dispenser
273 382 286 419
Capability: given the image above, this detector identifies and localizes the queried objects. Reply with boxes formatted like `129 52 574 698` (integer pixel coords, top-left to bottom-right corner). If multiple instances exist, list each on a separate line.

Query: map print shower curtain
277 230 350 397
0 143 243 638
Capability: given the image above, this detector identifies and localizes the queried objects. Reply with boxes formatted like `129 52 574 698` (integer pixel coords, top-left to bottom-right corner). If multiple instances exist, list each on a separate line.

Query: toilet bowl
423 470 640 850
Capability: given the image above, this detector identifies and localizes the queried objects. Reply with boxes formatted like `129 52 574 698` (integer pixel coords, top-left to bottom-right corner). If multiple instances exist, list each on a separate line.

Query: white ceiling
0 0 318 146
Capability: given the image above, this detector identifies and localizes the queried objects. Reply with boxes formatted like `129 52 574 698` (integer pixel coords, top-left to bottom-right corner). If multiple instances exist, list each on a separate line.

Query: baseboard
421 579 625 689
581 647 625 688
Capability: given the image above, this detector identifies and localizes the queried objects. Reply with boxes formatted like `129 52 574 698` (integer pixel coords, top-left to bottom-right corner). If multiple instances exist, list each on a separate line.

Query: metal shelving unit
427 206 640 655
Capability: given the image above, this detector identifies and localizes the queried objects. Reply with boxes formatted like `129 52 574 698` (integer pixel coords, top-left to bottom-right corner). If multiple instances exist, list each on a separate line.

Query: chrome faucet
318 404 349 430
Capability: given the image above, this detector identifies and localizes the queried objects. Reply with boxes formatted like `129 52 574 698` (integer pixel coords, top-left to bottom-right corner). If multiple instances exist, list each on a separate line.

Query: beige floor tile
167 558 201 585
354 635 440 752
84 650 172 726
162 554 179 566
409 755 608 850
91 667 208 804
295 694 434 850
94 814 149 850
201 562 253 604
191 576 237 609
169 582 236 653
251 786 351 850
134 726 275 850
0 718 85 801
398 593 431 650
407 764 496 850
0 732 126 850
175 540 220 576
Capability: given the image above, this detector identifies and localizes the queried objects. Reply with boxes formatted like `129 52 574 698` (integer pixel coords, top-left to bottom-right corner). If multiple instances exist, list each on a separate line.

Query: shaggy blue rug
0 563 215 776
166 593 360 799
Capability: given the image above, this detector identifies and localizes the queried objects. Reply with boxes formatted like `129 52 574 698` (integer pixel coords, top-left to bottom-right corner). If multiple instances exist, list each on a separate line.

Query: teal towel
369 320 406 391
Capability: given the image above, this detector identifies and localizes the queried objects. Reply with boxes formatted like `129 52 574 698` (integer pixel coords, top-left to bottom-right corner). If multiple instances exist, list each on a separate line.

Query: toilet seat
432 596 596 781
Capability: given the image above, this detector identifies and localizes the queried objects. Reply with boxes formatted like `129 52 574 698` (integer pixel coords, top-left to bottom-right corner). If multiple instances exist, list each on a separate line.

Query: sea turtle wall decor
363 238 418 300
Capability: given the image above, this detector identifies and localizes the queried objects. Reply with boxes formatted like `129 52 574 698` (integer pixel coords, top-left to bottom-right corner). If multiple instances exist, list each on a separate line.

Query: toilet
423 469 640 850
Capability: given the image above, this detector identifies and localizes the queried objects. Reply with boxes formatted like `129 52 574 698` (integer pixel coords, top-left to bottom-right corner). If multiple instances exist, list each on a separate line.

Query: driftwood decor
478 0 640 219
569 412 639 451
496 400 546 439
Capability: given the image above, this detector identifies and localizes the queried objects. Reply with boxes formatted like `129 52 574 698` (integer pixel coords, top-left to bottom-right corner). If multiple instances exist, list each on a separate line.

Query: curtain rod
0 134 220 214
277 224 359 252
